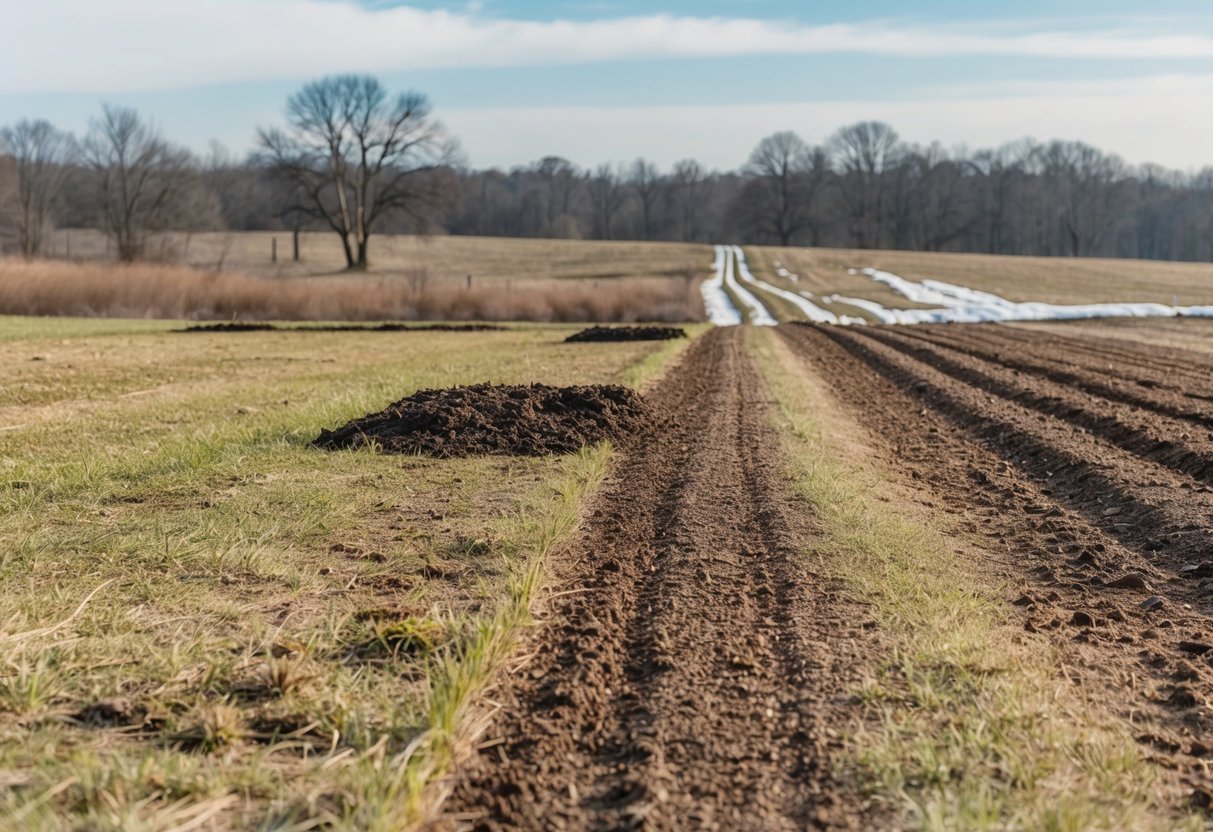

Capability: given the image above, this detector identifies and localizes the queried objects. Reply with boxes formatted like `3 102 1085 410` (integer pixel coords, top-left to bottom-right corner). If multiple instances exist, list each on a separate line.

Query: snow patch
733 247 858 324
701 245 743 326
721 246 778 326
850 267 1213 324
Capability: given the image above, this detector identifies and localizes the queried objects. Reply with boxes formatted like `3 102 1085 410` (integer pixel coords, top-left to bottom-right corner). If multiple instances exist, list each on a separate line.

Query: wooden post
292 227 300 262
467 274 472 289
271 237 278 264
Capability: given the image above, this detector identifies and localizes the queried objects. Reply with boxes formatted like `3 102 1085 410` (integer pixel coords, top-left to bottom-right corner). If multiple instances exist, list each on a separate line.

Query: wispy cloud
6 1 1213 94
441 73 1213 171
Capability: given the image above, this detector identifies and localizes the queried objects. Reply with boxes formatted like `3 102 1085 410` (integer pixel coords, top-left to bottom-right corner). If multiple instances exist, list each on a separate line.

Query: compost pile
314 382 650 457
565 325 686 343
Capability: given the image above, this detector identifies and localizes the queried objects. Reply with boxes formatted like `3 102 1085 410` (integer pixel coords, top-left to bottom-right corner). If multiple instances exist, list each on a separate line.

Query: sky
4 1 1213 172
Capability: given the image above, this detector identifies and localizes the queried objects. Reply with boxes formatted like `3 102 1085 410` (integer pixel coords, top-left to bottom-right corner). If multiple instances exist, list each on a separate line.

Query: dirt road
439 327 873 830
781 322 1213 803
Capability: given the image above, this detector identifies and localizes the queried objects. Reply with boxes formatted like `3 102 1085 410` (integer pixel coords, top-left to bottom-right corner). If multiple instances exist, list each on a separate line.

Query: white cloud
442 74 1213 171
6 1 1213 94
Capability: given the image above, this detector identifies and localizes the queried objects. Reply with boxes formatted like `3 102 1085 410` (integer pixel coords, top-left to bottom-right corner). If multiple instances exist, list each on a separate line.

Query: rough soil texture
314 383 650 458
436 327 876 831
565 325 687 343
781 321 1213 807
179 322 503 333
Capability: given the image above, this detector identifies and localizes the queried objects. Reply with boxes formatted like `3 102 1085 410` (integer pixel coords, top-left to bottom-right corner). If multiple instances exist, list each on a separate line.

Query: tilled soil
780 321 1213 806
314 383 650 458
437 327 875 830
565 325 687 343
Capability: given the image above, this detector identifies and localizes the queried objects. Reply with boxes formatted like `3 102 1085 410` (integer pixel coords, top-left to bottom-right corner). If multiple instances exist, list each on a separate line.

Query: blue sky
5 1 1213 171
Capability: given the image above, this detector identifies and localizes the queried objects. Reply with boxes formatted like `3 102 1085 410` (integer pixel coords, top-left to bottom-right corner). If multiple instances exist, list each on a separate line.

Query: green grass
750 327 1193 831
0 317 690 829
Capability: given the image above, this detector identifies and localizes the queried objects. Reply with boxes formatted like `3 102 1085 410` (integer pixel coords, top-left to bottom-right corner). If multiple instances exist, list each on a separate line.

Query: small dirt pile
565 325 686 343
181 322 277 332
314 383 650 457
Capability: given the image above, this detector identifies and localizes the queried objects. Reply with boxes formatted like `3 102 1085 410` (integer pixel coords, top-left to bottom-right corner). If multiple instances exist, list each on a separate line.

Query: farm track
438 327 874 831
780 322 1213 801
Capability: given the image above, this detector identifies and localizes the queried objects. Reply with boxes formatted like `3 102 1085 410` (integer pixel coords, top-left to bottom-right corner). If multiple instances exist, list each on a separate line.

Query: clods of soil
180 322 277 332
565 325 686 343
313 382 650 457
179 322 503 333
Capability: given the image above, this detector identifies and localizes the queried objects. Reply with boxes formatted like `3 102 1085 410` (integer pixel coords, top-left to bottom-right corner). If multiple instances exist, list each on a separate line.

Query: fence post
271 237 278 264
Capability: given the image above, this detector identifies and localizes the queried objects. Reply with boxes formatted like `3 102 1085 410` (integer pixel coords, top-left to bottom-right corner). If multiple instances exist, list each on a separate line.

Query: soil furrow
819 324 1213 582
854 325 1213 484
779 323 1213 805
912 324 1213 417
436 327 872 831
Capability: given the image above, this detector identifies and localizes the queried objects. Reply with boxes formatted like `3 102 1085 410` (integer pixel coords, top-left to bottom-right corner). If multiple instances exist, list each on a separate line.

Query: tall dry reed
0 259 705 323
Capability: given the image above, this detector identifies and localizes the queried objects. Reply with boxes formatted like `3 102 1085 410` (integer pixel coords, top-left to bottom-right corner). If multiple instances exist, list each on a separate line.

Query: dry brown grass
0 258 705 322
747 246 1213 311
46 229 708 284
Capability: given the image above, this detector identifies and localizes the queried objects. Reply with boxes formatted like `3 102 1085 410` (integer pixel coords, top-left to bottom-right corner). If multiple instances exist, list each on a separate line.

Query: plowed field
781 322 1213 802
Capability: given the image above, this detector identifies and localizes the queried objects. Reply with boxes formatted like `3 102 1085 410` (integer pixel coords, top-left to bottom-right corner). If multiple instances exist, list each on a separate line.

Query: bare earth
436 328 878 831
784 322 1213 806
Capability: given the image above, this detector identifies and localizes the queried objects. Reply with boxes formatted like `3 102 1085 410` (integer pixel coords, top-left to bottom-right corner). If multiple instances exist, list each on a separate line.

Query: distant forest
3 75 1213 265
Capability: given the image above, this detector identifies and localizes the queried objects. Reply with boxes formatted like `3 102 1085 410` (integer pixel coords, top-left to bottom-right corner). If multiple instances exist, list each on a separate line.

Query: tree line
3 73 1213 268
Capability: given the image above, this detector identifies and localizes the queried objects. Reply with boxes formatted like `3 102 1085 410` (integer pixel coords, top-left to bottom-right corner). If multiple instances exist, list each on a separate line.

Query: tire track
436 327 874 831
779 323 1213 804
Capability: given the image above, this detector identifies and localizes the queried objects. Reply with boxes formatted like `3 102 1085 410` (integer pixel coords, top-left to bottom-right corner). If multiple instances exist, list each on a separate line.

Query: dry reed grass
0 258 705 322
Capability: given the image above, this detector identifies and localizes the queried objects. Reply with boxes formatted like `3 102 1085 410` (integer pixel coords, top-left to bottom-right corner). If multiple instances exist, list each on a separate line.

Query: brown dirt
565 325 687 343
779 321 1213 808
179 322 504 333
434 327 877 831
313 383 650 458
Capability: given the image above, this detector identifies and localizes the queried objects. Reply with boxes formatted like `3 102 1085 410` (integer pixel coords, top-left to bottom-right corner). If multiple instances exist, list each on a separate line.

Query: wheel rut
436 327 872 831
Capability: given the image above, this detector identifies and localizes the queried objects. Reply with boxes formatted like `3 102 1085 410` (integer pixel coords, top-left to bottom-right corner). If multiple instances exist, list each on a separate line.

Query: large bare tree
1 120 76 258
83 105 193 262
258 75 453 270
744 131 813 246
829 121 902 248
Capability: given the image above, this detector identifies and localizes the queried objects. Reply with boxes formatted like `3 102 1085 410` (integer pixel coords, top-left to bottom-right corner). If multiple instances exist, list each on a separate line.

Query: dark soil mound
181 322 277 332
179 322 504 333
565 325 686 343
314 383 650 457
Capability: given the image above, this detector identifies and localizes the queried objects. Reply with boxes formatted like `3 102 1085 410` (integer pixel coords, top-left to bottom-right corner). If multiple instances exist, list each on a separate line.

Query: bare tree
629 158 660 240
829 121 902 248
588 164 629 240
258 75 453 270
0 120 76 258
744 131 813 246
1041 141 1126 257
82 105 193 262
671 159 710 242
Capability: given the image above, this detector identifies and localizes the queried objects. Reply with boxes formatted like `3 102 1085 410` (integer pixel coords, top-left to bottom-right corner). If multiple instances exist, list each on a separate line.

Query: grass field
44 229 707 285
0 318 699 830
